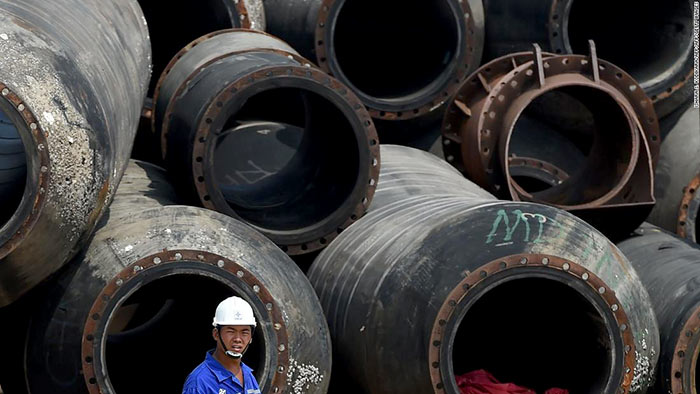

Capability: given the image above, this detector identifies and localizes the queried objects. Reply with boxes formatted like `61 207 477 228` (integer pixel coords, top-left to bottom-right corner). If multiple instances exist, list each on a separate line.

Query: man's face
214 325 253 354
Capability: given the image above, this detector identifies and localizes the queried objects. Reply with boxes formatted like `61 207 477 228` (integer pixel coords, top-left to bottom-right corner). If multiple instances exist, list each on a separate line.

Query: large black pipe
482 0 695 117
647 107 700 242
155 29 380 255
263 0 484 121
617 224 700 393
309 145 659 394
17 161 331 394
0 0 151 306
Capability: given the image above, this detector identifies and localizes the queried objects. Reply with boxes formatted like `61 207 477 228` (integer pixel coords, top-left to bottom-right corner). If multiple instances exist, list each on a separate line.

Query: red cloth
456 370 568 394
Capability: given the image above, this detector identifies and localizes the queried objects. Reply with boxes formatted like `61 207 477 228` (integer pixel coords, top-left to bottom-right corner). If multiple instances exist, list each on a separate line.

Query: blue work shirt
182 350 261 394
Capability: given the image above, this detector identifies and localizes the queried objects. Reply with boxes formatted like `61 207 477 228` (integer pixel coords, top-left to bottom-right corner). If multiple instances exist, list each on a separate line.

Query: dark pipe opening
453 278 612 393
106 275 265 393
138 0 234 96
0 108 27 230
331 0 460 101
509 86 632 205
567 0 693 88
214 87 359 231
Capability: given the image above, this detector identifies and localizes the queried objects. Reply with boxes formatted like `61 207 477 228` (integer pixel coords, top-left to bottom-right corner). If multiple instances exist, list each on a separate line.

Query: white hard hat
212 296 257 327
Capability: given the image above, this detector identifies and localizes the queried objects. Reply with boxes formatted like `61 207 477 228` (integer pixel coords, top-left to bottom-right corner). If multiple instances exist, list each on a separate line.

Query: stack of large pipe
441 43 660 239
12 161 331 394
152 29 380 255
617 224 700 393
309 145 659 393
0 0 150 306
482 0 695 118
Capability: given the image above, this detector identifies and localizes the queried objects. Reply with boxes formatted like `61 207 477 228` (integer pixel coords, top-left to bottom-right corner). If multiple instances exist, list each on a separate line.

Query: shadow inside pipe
0 107 26 230
105 275 265 393
213 87 359 232
331 0 460 101
137 0 234 96
566 0 692 89
452 278 612 393
508 86 633 205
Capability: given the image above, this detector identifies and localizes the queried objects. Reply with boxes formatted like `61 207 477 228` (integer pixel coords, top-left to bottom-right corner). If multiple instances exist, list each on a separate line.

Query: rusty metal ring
313 0 478 120
0 83 50 259
677 173 700 242
507 156 570 199
670 303 700 393
428 253 635 393
191 65 380 255
81 249 289 394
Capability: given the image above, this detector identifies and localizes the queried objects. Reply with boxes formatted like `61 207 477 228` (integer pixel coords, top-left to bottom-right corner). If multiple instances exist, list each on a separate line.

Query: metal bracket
532 43 546 88
589 39 600 83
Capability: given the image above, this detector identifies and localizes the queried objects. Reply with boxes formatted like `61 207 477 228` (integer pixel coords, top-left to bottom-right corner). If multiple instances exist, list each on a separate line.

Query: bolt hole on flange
212 87 359 231
104 274 266 393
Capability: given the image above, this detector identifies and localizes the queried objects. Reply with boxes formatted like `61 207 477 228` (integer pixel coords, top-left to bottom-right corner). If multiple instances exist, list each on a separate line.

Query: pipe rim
671 303 700 392
550 0 694 103
81 249 290 394
443 52 660 209
192 65 380 255
677 172 700 243
0 83 49 259
429 254 634 393
314 0 479 120
508 156 570 194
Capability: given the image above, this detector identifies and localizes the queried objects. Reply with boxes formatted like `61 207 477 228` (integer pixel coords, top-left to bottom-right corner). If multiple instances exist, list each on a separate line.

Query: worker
182 296 261 394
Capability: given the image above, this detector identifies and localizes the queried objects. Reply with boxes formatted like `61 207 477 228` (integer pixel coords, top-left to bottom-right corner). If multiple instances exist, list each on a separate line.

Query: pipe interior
105 274 265 393
566 0 692 88
0 107 27 230
213 87 360 232
332 0 460 101
138 0 234 96
453 278 612 393
509 86 633 205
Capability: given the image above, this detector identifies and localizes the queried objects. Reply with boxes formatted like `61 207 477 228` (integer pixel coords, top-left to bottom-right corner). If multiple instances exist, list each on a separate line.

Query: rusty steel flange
670 304 700 393
313 0 483 120
0 84 49 260
81 249 289 394
677 174 700 242
428 254 635 394
192 65 379 255
507 156 570 197
442 43 660 237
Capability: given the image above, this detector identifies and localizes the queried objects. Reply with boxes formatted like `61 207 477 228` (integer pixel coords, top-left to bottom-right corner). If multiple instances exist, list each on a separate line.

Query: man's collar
204 350 254 383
